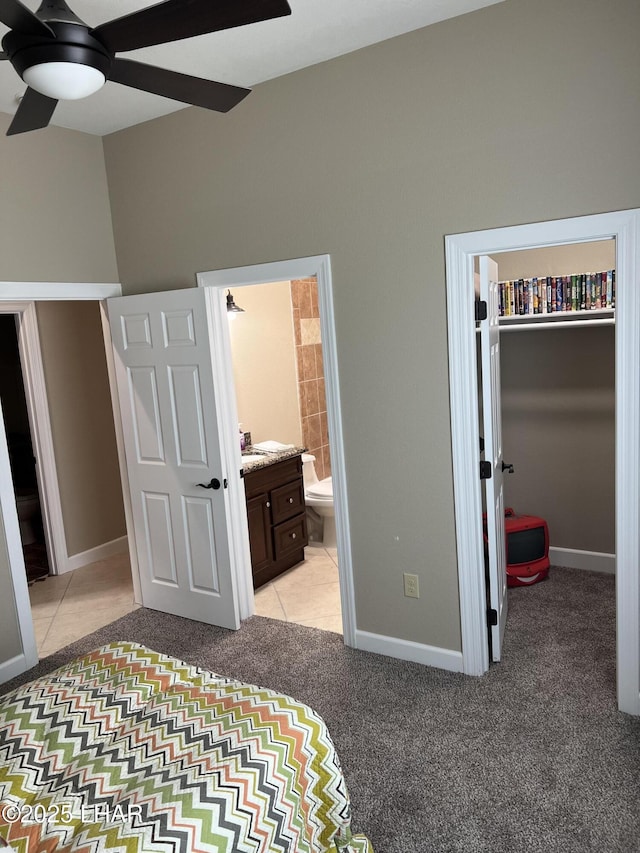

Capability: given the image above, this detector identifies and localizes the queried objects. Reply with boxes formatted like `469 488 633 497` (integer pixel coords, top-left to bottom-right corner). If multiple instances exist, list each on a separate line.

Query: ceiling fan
0 0 292 135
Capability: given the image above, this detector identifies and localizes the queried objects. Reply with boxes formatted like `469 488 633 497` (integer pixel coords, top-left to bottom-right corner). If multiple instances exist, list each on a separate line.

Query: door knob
197 478 221 490
502 461 514 474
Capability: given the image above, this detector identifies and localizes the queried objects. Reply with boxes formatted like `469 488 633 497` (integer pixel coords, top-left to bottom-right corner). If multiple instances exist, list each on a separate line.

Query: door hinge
487 608 498 627
475 299 487 322
480 460 492 480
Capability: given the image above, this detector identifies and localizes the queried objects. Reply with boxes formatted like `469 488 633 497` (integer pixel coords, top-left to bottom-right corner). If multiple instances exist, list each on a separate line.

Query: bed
0 642 372 852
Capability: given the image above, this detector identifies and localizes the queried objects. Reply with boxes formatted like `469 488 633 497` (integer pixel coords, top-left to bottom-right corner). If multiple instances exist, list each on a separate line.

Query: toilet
15 488 41 546
301 453 336 548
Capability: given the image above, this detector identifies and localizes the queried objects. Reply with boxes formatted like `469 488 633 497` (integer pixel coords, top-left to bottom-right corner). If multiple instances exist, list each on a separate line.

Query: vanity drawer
273 514 308 560
271 479 306 524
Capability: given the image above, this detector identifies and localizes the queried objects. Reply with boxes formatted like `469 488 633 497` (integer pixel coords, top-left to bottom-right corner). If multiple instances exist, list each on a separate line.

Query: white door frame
197 255 356 647
445 209 640 716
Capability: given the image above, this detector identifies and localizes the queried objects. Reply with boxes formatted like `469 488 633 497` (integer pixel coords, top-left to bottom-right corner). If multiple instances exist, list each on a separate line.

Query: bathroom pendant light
226 290 245 313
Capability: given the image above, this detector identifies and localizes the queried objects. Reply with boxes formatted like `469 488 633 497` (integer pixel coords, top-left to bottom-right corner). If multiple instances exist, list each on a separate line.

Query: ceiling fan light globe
22 62 106 100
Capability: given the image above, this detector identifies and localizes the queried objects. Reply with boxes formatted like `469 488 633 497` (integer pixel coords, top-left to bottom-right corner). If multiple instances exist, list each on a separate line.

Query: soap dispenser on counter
239 424 246 451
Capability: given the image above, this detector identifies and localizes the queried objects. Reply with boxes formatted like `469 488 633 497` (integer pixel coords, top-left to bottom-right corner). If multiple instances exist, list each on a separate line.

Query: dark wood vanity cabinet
243 455 308 588
246 494 273 576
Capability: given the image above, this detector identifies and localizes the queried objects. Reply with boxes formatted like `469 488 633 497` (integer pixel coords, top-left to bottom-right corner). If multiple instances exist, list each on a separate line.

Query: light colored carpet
3 566 639 852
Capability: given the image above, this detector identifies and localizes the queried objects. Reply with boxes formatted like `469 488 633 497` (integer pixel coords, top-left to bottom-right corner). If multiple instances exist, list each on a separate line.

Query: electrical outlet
403 573 420 598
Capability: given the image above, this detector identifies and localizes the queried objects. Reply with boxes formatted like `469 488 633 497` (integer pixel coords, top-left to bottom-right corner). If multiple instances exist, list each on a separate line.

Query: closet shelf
499 309 615 332
475 309 615 333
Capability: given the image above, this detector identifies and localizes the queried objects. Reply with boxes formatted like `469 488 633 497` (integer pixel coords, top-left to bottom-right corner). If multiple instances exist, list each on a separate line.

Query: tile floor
29 546 342 657
29 551 140 658
253 546 343 634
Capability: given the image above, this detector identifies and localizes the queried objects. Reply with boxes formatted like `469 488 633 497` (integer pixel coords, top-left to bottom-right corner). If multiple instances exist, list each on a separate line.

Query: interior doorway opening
489 240 616 567
0 282 122 684
0 298 133 661
197 254 356 648
446 208 640 716
225 276 343 634
476 240 616 665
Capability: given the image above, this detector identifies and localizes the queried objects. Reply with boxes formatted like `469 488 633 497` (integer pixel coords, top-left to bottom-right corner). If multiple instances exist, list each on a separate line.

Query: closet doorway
446 208 640 716
478 241 616 662
490 239 616 571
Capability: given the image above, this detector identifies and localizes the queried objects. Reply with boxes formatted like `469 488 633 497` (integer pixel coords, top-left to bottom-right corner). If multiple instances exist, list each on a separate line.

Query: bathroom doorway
227 277 343 633
197 254 356 646
0 314 49 585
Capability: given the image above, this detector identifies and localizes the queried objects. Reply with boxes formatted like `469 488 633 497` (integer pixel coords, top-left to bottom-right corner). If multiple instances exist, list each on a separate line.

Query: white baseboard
549 546 616 575
62 535 129 574
354 629 464 673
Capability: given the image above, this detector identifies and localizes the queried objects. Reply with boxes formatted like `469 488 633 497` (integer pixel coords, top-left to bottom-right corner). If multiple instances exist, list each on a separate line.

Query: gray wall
0 115 118 282
0 116 118 671
102 0 640 654
36 302 126 556
501 327 615 552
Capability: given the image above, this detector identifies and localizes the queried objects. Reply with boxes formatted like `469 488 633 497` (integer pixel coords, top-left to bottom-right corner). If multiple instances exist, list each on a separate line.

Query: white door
0 396 38 684
479 255 508 661
108 288 240 629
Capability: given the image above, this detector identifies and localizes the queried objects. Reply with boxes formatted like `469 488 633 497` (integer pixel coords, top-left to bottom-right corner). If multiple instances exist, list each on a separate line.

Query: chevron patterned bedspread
0 642 372 853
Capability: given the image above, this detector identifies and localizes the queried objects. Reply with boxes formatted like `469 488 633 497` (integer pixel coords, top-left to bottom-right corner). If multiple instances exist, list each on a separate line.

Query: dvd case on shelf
497 270 615 317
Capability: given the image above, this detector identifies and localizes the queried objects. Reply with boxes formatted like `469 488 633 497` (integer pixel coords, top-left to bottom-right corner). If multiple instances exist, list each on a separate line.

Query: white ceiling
0 0 504 136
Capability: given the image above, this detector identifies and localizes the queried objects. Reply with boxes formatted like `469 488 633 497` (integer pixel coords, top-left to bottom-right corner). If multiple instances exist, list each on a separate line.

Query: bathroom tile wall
290 278 331 481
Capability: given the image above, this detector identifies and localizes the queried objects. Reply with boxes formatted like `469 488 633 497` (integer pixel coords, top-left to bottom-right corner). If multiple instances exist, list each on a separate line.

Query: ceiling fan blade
7 87 57 135
0 0 53 36
110 57 250 113
92 0 291 54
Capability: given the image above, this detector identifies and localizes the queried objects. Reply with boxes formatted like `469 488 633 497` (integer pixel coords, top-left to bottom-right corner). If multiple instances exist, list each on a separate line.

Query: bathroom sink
242 454 265 464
